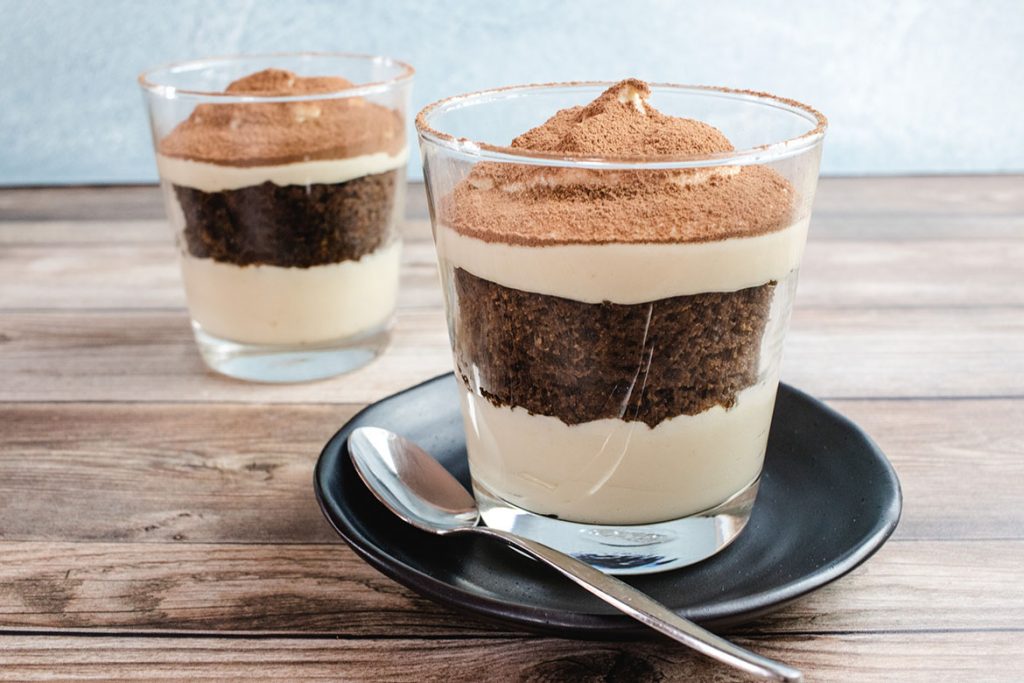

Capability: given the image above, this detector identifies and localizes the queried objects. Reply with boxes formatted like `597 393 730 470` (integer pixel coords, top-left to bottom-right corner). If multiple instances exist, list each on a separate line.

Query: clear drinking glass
139 53 413 382
417 83 826 573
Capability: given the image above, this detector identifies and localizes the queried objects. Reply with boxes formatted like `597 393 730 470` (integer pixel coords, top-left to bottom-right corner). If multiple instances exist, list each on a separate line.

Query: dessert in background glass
139 53 413 382
417 80 826 573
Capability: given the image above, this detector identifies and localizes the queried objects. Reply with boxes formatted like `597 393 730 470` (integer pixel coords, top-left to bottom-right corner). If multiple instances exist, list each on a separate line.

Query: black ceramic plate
314 373 902 635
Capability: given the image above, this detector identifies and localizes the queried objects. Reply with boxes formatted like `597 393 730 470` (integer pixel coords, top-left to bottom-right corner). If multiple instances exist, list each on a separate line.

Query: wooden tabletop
1 178 1022 681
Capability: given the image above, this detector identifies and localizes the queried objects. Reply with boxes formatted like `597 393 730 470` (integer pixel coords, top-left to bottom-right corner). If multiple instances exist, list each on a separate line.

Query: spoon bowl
348 427 479 533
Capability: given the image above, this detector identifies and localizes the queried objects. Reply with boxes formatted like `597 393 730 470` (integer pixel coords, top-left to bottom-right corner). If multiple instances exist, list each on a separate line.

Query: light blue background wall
1 0 1021 184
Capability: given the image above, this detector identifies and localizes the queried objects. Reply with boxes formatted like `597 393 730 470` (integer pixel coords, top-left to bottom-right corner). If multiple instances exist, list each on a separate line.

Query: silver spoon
347 426 802 682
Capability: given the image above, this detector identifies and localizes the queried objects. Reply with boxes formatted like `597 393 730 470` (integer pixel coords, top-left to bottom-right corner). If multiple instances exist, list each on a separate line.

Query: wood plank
2 239 1023 311
809 175 1024 217
783 306 1024 400
0 540 1020 636
798 239 1024 307
808 175 1024 240
0 632 1021 682
0 399 1020 544
830 399 1024 541
2 177 1022 239
0 219 169 245
0 542 486 636
0 307 1021 404
4 206 1022 246
0 310 452 404
0 186 166 222
0 217 435 246
0 241 443 311
0 184 433 223
0 403 347 545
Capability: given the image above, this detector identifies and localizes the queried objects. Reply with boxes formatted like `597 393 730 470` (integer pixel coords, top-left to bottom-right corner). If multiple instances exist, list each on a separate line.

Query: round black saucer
314 373 901 635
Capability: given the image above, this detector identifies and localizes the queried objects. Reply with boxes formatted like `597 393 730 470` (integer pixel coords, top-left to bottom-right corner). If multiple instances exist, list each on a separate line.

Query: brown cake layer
453 268 775 428
174 170 398 267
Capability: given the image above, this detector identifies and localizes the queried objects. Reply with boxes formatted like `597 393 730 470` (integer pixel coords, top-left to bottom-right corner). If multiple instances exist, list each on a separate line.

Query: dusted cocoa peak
442 79 796 246
159 68 404 167
223 68 354 96
511 79 734 157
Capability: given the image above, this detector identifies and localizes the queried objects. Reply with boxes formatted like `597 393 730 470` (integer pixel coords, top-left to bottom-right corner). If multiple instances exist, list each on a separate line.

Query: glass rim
416 81 828 169
137 51 415 103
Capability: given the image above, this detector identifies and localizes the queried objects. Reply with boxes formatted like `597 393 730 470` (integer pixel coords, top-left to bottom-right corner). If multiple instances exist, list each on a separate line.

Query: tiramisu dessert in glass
139 53 413 382
417 80 826 573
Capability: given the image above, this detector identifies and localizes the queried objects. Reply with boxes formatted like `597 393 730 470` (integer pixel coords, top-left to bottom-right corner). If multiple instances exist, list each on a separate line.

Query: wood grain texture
1 307 1022 404
0 186 167 222
1 400 1021 545
4 239 1023 311
0 216 433 246
0 540 1021 637
0 240 442 311
0 184 432 227
1 632 1022 682
0 180 1021 680
3 176 1022 233
808 175 1024 240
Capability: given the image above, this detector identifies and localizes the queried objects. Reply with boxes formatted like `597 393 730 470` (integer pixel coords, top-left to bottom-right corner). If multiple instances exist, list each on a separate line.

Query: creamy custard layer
460 380 778 525
157 148 409 192
181 240 401 346
437 217 808 304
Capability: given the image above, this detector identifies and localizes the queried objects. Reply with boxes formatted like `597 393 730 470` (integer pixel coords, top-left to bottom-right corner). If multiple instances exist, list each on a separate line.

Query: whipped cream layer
157 148 408 192
461 379 777 525
438 217 808 303
180 240 400 345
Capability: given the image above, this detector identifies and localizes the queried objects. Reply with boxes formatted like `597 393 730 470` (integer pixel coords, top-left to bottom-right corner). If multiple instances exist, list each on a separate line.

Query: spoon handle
470 527 802 682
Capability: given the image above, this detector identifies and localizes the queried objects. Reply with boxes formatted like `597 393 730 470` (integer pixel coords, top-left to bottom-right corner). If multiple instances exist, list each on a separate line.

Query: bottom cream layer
180 241 401 346
460 380 778 525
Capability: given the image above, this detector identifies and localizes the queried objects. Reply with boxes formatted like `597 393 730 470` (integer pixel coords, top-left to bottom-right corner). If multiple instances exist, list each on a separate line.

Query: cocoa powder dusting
158 68 404 167
441 79 797 245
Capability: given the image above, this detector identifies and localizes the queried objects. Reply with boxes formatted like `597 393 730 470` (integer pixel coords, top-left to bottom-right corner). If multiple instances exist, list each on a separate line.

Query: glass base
473 476 760 575
192 320 391 383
